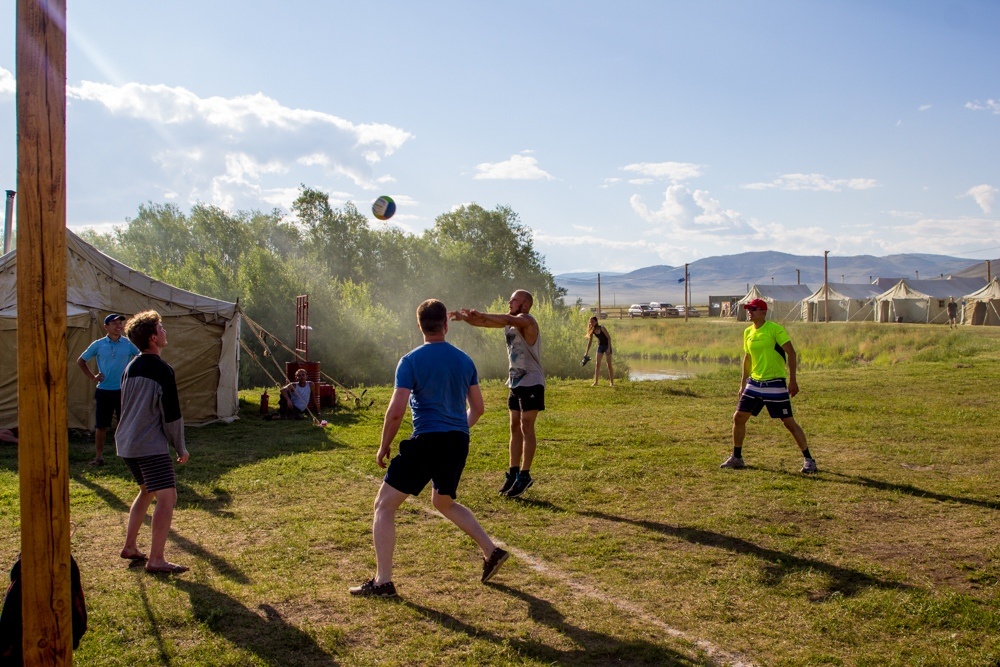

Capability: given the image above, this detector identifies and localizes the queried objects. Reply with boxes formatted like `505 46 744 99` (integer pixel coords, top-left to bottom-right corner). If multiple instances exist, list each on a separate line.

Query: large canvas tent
962 277 1000 326
874 278 987 324
0 229 241 430
801 284 884 322
736 284 813 322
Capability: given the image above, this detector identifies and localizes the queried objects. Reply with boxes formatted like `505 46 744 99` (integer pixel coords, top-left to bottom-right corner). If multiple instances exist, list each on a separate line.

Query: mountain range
555 252 998 306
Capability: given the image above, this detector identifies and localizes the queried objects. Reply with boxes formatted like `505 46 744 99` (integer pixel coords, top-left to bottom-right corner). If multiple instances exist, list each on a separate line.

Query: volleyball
372 196 396 220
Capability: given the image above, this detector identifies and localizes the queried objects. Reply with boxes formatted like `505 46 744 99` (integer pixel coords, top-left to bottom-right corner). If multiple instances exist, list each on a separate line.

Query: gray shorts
123 453 177 492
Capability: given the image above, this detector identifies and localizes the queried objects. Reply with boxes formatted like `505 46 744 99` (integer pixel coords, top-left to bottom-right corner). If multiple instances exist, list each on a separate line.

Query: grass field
1 322 999 666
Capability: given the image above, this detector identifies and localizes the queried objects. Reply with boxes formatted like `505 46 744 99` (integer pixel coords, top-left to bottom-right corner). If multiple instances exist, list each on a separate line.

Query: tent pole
17 0 73 663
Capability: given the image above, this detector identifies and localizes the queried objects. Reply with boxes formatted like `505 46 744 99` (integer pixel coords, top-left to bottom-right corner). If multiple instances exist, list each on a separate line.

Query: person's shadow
405 584 710 666
580 510 910 598
169 578 340 666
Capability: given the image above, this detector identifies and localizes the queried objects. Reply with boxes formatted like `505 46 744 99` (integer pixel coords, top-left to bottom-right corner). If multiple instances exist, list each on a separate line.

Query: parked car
676 305 701 317
650 302 679 317
628 303 657 318
579 307 608 319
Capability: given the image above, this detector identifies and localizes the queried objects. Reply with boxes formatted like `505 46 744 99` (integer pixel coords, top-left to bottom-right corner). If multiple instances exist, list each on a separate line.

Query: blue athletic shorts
737 378 793 419
384 431 469 499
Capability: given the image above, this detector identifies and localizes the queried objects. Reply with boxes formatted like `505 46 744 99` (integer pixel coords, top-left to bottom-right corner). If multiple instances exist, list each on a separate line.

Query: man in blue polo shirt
77 313 141 466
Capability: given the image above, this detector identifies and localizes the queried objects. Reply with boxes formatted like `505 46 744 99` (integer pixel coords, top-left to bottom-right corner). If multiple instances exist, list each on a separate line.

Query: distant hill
556 253 998 306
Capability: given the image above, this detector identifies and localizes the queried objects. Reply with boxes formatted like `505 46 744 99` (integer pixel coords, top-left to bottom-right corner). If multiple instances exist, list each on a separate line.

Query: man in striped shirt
118 310 191 574
720 299 817 474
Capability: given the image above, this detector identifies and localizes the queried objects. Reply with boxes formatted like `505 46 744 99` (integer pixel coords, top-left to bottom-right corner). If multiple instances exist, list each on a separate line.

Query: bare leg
123 485 154 557
94 426 107 461
592 352 603 385
508 410 524 468
146 488 180 570
372 483 408 585
432 490 495 557
781 417 809 451
519 410 539 471
606 354 615 386
732 410 751 449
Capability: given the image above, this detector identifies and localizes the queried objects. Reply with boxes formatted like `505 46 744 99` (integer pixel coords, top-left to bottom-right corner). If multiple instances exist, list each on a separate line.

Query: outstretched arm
449 308 505 328
377 387 410 468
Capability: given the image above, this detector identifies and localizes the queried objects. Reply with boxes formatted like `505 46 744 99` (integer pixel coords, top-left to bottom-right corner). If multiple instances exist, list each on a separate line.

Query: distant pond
627 358 733 382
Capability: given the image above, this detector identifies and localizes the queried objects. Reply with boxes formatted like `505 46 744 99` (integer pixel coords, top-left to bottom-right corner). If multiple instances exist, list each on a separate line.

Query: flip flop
120 551 148 562
145 563 189 574
88 458 105 466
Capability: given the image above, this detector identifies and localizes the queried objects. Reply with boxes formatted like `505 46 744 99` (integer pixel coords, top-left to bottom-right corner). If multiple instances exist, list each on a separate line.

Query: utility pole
596 273 601 318
17 0 73 663
796 269 800 285
684 263 689 321
823 251 830 323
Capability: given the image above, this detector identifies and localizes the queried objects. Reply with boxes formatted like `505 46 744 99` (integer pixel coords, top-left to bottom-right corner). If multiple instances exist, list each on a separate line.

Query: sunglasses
746 307 761 312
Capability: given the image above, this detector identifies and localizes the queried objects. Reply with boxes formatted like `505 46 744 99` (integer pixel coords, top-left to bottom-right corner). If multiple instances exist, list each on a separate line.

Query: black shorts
507 385 545 412
383 431 469 499
737 378 793 419
94 389 122 429
597 344 611 354
122 453 177 492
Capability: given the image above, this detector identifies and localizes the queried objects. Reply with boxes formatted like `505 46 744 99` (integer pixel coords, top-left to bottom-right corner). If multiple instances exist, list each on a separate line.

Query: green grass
1 324 999 665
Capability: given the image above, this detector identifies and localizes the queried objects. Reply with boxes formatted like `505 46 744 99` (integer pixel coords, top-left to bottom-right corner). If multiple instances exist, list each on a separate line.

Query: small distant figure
450 289 544 499
720 299 817 474
583 316 614 386
269 368 312 420
118 310 190 574
76 313 140 466
947 297 958 329
349 299 508 598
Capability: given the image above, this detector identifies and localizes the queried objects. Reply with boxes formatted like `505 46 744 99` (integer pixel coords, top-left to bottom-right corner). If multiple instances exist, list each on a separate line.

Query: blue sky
2 1 998 274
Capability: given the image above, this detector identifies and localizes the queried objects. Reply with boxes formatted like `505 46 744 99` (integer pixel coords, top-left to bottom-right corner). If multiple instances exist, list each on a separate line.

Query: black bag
0 554 87 665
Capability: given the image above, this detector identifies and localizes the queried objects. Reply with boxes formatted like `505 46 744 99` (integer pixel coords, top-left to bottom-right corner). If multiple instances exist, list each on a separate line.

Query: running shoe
506 474 533 498
481 547 509 583
498 472 517 496
349 578 398 598
719 455 745 469
801 457 818 474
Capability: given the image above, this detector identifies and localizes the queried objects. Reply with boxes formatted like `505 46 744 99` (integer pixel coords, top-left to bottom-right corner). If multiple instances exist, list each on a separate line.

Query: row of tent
733 276 1000 325
0 230 241 431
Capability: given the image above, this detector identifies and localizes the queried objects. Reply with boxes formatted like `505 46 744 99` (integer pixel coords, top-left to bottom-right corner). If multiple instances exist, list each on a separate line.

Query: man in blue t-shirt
77 313 141 466
349 299 509 598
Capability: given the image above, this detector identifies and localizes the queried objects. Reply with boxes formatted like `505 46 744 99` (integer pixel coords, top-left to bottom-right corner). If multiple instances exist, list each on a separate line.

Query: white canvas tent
874 278 987 324
736 284 813 322
0 229 241 430
801 284 883 322
962 277 1000 326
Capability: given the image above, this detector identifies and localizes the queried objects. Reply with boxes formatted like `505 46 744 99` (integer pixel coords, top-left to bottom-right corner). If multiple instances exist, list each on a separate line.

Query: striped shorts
737 377 793 419
123 453 177 492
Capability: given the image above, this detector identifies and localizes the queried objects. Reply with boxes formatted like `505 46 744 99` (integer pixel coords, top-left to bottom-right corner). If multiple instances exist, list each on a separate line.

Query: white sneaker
801 457 817 474
719 455 745 469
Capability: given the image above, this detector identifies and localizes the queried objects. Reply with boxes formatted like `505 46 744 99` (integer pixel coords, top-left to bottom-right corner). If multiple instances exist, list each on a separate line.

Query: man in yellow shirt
720 299 816 474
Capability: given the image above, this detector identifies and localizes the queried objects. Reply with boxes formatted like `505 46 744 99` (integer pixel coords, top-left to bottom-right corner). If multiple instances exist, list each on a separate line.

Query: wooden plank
16 0 72 663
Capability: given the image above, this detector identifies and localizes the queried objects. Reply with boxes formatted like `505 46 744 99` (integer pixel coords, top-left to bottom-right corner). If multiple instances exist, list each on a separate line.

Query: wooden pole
823 251 829 323
596 273 601 317
17 0 72 663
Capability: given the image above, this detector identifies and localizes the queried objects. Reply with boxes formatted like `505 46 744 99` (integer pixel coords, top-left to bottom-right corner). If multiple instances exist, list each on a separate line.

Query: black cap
104 313 126 325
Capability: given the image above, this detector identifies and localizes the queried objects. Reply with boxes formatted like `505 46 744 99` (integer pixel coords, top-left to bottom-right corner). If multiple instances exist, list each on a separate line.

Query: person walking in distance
350 299 508 597
76 313 140 465
720 299 817 474
118 310 190 574
450 289 544 498
582 316 614 386
947 297 958 329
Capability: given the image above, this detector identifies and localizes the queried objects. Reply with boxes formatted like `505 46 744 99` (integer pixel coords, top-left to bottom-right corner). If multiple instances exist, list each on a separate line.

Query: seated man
276 369 312 420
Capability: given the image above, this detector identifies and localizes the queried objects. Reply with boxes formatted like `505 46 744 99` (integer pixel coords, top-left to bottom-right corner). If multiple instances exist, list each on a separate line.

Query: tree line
81 187 593 388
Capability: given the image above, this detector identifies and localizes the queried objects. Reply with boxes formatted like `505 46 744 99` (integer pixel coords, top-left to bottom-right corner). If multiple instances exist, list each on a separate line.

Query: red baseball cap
743 298 768 311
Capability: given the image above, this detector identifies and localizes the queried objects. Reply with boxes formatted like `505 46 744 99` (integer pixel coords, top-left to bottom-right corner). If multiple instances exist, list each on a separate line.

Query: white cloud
0 67 13 97
743 173 879 192
621 161 703 182
473 154 554 181
630 185 755 235
964 184 997 214
918 104 931 111
965 99 1000 114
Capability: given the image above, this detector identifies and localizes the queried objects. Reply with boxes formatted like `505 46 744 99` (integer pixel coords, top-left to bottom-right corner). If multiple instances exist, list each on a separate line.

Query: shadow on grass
581 510 911 598
170 578 339 666
136 575 172 666
405 587 708 667
805 469 1000 511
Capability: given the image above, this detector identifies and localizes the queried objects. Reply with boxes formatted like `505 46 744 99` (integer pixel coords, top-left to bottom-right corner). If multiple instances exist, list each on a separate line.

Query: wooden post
17 0 72 664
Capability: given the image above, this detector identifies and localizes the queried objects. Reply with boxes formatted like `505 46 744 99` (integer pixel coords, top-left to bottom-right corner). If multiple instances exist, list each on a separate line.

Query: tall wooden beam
16 0 72 663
